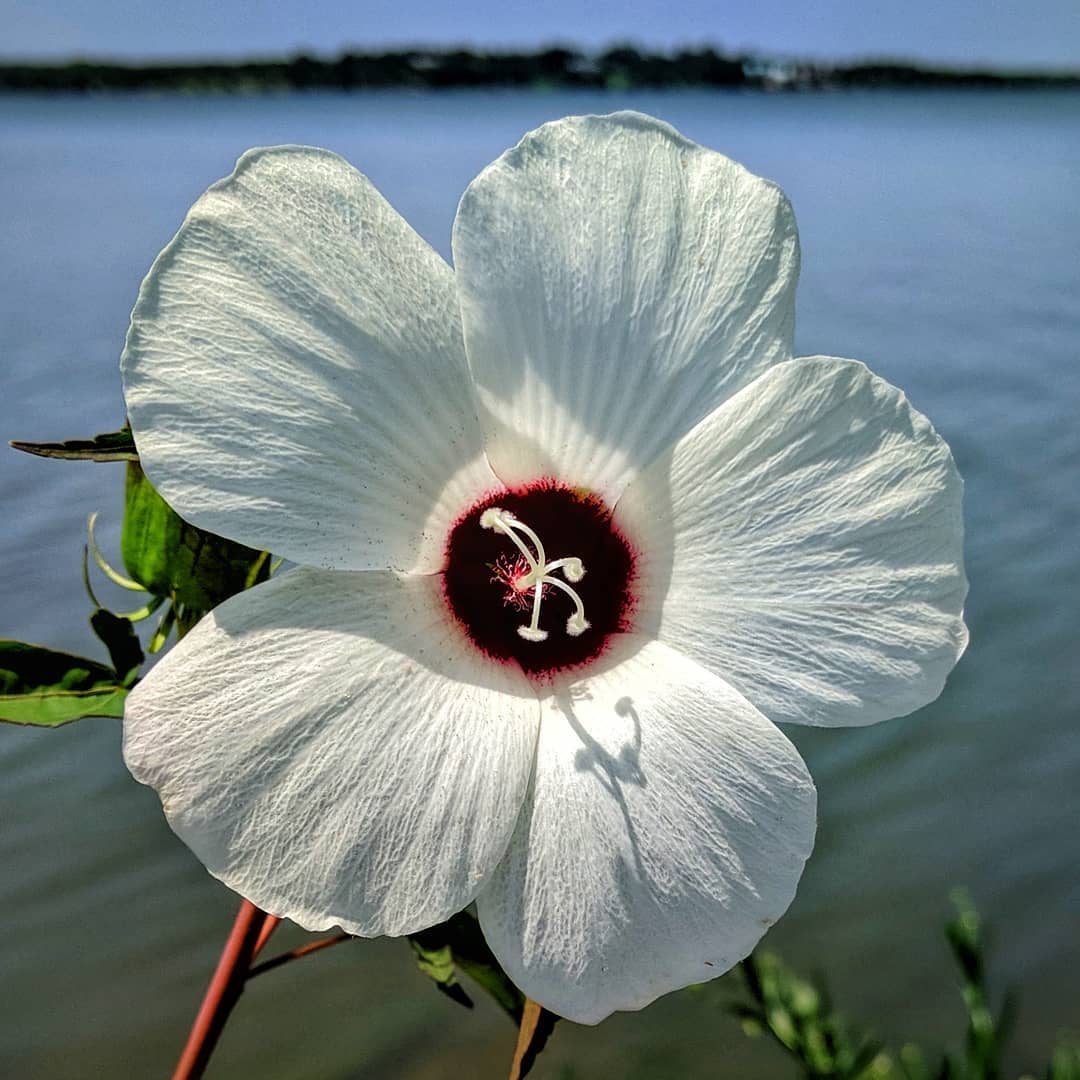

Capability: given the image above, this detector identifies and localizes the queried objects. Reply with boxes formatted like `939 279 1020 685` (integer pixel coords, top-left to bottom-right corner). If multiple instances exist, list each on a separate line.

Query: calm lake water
1 89 1078 1078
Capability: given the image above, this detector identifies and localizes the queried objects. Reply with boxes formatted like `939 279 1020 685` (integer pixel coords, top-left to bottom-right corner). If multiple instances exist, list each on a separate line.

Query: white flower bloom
120 112 967 1024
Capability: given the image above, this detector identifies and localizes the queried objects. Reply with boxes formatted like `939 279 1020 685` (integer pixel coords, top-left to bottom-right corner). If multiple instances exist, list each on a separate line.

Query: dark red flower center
443 481 636 678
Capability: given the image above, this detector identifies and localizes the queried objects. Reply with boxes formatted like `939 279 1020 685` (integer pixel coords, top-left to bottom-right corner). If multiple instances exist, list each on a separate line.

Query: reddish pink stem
253 915 281 958
247 932 352 979
170 900 276 1080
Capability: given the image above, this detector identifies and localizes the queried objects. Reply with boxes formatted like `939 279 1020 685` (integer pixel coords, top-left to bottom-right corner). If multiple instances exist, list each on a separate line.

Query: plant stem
509 998 559 1080
170 900 274 1080
247 932 353 979
253 915 281 957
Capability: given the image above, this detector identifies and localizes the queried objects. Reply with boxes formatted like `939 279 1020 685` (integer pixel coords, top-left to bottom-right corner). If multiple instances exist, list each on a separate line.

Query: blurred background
2 2 1078 1077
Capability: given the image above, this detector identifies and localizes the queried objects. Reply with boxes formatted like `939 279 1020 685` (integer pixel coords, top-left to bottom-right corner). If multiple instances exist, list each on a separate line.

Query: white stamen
481 508 539 576
503 516 548 572
544 557 585 583
519 580 546 642
481 508 590 643
541 575 591 636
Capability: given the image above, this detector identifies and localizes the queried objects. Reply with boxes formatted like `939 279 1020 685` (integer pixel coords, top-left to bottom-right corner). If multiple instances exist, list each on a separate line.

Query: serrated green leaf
121 461 268 616
0 640 128 726
10 426 138 462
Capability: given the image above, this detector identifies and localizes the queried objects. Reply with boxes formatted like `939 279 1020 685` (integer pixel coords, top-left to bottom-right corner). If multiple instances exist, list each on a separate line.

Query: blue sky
4 0 1079 68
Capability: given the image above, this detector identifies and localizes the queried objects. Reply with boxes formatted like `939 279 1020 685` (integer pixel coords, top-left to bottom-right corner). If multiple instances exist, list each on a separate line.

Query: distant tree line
2 45 1077 93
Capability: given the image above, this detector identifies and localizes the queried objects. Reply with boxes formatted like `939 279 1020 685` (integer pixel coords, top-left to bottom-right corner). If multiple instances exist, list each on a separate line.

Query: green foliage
10 426 138 462
1044 1040 1080 1080
408 934 475 1011
3 429 271 727
89 608 144 684
121 461 268 619
933 889 1012 1080
408 911 525 1023
0 640 128 726
886 892 1015 1080
729 894 1078 1080
732 950 885 1078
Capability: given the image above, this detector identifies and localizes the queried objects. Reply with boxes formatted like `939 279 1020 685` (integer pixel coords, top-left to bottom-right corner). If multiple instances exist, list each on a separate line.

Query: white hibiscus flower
120 112 967 1024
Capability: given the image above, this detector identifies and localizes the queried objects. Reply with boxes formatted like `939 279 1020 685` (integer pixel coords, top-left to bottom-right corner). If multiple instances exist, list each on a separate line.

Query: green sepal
121 461 268 615
0 640 128 727
408 911 525 1023
10 426 138 462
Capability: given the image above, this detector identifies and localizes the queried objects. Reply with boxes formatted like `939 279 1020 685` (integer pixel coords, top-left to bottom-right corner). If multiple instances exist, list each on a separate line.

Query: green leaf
731 952 884 1080
87 511 146 591
121 461 268 616
409 912 524 1024
1047 1038 1080 1080
408 936 474 1011
945 889 986 988
148 602 177 653
0 640 127 726
10 426 138 462
898 1043 933 1080
90 608 144 684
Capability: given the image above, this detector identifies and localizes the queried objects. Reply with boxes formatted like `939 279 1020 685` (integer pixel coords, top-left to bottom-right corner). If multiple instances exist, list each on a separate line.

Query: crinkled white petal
616 356 968 728
123 567 539 937
476 637 816 1024
453 111 799 501
122 146 495 573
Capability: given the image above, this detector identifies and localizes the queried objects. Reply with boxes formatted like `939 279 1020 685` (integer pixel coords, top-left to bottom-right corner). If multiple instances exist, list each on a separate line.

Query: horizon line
2 42 1078 78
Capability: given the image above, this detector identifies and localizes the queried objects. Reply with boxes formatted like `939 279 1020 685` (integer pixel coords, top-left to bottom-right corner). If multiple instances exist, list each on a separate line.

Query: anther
545 557 585 583
480 510 589 643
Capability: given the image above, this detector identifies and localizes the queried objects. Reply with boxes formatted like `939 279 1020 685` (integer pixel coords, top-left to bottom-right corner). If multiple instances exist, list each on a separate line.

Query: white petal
123 146 495 573
616 356 968 728
123 567 539 936
453 111 799 501
477 637 815 1024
